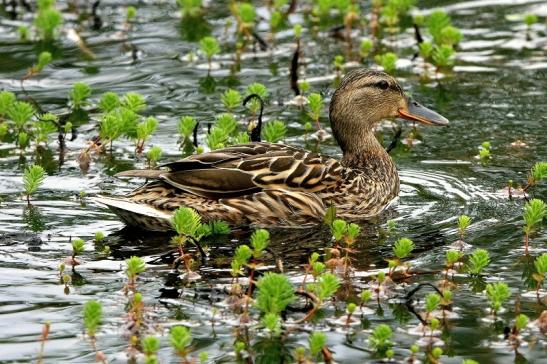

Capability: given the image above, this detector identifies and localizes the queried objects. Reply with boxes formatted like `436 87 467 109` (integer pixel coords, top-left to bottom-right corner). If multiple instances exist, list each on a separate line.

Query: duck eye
376 80 389 90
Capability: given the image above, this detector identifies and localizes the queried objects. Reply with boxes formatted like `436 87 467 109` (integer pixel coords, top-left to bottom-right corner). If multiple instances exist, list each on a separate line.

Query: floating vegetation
0 1 545 363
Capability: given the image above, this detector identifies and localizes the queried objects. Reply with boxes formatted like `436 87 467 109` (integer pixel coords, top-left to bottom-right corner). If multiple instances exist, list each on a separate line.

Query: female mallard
95 69 448 231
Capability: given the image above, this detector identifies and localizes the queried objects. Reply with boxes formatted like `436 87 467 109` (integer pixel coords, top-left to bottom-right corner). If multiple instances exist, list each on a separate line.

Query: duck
94 69 449 232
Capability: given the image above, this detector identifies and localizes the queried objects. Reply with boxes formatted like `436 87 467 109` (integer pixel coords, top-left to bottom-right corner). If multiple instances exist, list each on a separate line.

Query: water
0 0 546 363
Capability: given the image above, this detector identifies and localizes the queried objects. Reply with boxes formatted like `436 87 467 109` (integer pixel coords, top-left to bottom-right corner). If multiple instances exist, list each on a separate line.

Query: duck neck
340 132 396 177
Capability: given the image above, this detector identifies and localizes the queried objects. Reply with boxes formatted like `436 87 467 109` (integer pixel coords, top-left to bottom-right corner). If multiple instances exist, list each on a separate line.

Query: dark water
0 0 546 363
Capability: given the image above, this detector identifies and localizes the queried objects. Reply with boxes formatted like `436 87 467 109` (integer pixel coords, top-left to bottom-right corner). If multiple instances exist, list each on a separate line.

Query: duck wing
116 142 344 199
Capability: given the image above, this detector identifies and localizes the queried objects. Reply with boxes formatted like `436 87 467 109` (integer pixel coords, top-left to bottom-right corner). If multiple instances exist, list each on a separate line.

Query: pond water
0 0 546 363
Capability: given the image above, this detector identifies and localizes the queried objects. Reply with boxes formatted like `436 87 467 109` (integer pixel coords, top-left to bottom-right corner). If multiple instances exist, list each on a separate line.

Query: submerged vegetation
0 0 545 363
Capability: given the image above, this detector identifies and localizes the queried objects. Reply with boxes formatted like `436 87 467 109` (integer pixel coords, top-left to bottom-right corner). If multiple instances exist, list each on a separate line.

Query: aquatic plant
304 272 340 321
34 113 58 145
221 89 242 112
307 92 324 129
178 115 198 148
308 331 332 361
333 55 344 78
19 25 29 41
458 215 471 241
0 90 15 119
485 282 510 316
369 324 393 355
24 51 52 81
467 248 490 276
532 253 547 299
170 326 192 360
523 13 538 39
135 116 158 154
98 92 120 112
245 83 268 116
34 0 63 41
262 120 286 143
523 161 547 192
146 146 163 168
23 164 46 203
199 36 220 70
432 45 455 71
427 10 451 45
126 6 137 22
512 313 529 340
125 256 146 291
255 272 296 316
522 199 545 254
445 249 464 277
171 207 207 276
142 335 160 364
177 0 202 17
255 272 295 336
359 38 373 60
388 237 415 276
375 52 398 74
425 292 441 317
69 82 91 109
477 141 491 162
83 300 106 363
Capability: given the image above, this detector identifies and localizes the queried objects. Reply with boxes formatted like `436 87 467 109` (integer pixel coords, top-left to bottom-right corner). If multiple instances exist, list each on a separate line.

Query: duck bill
398 97 449 126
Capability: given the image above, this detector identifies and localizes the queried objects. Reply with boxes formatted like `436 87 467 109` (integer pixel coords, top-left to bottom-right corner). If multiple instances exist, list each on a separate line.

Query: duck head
329 69 448 155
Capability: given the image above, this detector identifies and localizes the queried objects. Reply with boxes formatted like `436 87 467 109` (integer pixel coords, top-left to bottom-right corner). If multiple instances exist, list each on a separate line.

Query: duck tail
92 196 173 232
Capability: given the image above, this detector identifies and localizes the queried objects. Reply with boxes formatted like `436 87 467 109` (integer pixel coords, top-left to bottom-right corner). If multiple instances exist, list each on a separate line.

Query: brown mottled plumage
94 69 449 231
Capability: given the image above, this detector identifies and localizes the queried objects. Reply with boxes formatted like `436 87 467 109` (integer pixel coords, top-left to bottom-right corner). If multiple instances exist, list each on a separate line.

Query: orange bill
398 97 449 126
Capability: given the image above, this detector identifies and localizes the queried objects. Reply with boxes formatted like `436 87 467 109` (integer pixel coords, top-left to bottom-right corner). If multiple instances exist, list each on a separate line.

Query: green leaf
485 282 510 312
530 162 547 182
314 272 340 301
262 120 286 143
467 248 490 275
215 113 238 136
178 116 198 138
307 93 323 121
425 292 441 313
99 92 120 112
83 300 102 337
393 237 415 259
515 314 529 331
170 326 192 355
171 207 202 239
331 219 347 241
308 332 327 356
427 9 451 44
8 101 35 128
323 205 337 227
69 82 92 108
142 335 160 356
458 215 471 236
199 36 220 60
221 89 242 111
23 164 46 197
72 238 85 256
123 92 146 113
369 324 393 353
523 199 546 233
534 253 547 275
146 146 162 163
125 256 146 279
375 52 398 74
0 90 16 116
255 273 295 315
251 229 269 258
